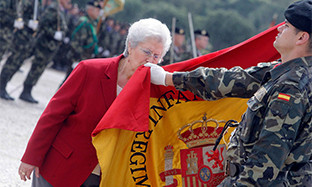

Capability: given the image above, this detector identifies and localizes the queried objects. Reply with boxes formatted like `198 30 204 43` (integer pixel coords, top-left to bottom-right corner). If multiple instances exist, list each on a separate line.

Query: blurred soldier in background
114 23 129 55
160 27 189 66
0 0 43 101
108 21 121 57
51 3 81 71
97 17 115 58
194 29 210 56
0 0 17 60
0 0 71 103
61 0 101 85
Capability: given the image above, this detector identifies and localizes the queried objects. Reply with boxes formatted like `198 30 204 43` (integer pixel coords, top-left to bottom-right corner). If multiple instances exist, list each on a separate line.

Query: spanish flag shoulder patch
277 93 291 101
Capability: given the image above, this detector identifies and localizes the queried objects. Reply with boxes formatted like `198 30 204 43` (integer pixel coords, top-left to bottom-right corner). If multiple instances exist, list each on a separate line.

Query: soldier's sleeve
69 23 89 62
235 85 306 186
38 6 58 37
172 63 272 100
0 0 15 25
102 30 113 52
287 158 312 186
23 0 35 21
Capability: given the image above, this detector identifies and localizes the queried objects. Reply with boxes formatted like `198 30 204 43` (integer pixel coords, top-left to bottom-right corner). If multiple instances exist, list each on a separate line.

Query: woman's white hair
123 18 172 59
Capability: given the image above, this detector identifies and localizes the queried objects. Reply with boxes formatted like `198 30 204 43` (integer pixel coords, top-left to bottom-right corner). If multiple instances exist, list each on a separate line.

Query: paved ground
0 58 66 186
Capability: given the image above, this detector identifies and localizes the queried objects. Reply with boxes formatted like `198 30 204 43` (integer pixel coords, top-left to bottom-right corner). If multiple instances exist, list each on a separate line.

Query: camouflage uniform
115 32 127 55
160 45 192 66
114 24 128 55
0 0 17 57
20 1 67 103
0 0 41 101
68 15 98 62
97 18 114 58
0 0 39 84
62 14 98 83
173 56 312 186
52 8 80 71
109 24 122 57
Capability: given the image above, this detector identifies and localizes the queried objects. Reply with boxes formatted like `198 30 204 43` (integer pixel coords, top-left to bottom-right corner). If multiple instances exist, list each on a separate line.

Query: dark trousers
81 174 100 187
32 172 100 187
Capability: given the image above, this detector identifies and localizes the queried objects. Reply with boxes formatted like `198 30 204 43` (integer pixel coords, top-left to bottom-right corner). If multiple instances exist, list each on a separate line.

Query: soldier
97 17 115 58
160 27 189 66
61 0 101 85
109 21 121 57
0 0 71 103
51 3 81 71
115 23 129 55
146 0 312 186
194 29 210 56
0 0 17 59
0 0 41 101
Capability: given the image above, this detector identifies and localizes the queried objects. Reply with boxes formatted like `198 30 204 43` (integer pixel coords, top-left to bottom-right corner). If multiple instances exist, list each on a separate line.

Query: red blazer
21 55 122 186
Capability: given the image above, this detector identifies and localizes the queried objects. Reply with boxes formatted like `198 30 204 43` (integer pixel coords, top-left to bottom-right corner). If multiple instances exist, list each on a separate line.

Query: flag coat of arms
92 23 282 187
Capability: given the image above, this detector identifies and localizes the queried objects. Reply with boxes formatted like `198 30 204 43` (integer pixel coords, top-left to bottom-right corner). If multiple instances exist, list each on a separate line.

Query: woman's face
128 38 164 68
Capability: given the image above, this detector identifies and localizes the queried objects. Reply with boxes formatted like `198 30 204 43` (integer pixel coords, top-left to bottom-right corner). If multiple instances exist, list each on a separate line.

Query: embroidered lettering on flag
277 93 291 101
91 22 283 187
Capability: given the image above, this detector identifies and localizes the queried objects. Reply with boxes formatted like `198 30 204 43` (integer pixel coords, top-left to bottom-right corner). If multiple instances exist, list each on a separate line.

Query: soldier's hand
144 62 168 86
28 20 39 31
98 47 104 53
63 37 70 44
102 49 110 57
54 31 63 41
14 18 24 30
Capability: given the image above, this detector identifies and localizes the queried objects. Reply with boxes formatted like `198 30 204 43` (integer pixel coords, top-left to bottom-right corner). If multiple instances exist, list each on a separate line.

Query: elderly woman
18 18 171 187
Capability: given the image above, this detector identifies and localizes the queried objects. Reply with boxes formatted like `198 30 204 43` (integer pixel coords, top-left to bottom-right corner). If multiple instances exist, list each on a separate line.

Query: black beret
174 27 185 35
194 29 210 37
284 0 312 33
87 0 101 9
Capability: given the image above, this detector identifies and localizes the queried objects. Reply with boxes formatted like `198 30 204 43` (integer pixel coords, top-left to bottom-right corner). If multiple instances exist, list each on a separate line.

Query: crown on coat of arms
164 145 174 159
177 114 225 148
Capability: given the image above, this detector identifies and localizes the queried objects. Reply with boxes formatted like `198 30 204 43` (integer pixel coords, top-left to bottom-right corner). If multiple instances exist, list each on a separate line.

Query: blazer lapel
100 55 121 109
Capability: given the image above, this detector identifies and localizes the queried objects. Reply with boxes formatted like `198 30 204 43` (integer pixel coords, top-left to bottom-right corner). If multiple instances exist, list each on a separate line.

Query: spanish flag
102 0 125 17
92 23 282 187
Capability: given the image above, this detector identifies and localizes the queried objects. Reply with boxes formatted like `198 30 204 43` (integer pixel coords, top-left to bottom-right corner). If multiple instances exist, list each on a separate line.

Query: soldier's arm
0 0 15 25
109 33 120 56
23 0 35 22
171 64 271 100
235 85 307 186
69 24 89 62
38 5 58 37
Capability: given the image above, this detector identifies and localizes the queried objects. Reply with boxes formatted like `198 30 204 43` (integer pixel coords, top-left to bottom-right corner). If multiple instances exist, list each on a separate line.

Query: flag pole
96 0 109 35
33 0 39 21
56 0 60 31
169 17 176 64
188 12 197 58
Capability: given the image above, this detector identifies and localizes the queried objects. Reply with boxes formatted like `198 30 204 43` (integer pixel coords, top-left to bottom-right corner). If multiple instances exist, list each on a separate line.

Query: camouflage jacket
36 2 68 43
0 0 17 27
97 23 114 56
21 0 36 23
109 30 121 57
160 45 192 66
173 56 312 186
68 15 98 63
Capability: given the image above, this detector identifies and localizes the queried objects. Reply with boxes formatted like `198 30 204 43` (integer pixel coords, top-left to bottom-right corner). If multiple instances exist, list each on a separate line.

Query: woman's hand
18 162 39 181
